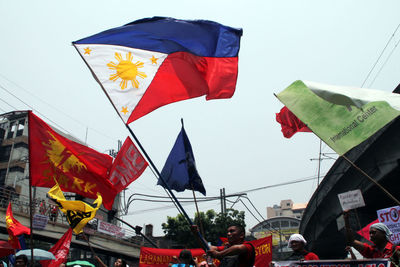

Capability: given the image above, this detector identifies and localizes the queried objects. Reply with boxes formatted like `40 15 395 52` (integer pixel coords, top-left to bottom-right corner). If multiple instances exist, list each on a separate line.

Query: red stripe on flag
127 53 238 123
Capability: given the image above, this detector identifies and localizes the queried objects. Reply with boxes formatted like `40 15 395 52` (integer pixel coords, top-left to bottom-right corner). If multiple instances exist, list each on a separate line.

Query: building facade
248 199 308 260
0 111 158 266
267 199 307 220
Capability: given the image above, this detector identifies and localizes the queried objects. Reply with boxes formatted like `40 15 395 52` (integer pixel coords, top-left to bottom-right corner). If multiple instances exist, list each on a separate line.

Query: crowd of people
2 218 400 267
172 220 400 267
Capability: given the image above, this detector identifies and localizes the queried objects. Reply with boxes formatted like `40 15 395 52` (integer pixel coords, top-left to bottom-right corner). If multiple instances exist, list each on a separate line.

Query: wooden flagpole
125 124 209 251
27 111 34 264
191 186 205 238
341 155 400 206
72 45 209 250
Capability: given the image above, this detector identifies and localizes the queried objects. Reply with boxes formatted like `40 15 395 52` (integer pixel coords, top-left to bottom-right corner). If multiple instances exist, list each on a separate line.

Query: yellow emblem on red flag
47 182 102 234
6 203 31 248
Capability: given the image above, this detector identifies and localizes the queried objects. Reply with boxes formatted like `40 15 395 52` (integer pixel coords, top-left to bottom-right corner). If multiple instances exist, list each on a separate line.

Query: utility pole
220 188 226 214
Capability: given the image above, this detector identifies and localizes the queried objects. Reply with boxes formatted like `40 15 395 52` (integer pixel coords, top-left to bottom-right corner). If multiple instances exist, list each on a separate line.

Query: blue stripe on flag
73 17 242 57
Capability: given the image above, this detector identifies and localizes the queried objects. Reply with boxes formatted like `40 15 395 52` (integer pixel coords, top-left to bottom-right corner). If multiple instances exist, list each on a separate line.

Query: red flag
41 228 72 267
0 240 14 257
6 203 30 249
276 106 311 138
357 219 379 242
252 235 272 267
108 137 147 192
138 236 272 267
28 111 117 209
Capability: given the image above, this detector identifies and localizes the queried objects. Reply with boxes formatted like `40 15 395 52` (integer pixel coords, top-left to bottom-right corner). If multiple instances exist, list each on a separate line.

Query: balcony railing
0 186 150 246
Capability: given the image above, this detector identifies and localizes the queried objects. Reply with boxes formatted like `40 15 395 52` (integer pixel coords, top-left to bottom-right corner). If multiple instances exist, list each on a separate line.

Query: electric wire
237 196 283 235
0 82 74 136
243 195 266 222
235 198 283 236
368 36 400 88
361 23 400 88
0 97 19 110
122 174 324 217
0 73 117 142
234 174 323 195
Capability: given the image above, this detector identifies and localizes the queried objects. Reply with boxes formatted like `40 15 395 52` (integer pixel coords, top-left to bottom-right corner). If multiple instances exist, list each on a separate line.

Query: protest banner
32 214 49 230
273 259 390 267
338 189 365 211
97 220 125 238
139 236 272 267
377 205 400 244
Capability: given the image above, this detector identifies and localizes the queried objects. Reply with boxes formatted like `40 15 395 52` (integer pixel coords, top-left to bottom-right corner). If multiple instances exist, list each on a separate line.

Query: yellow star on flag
84 47 92 55
150 55 158 64
121 106 129 115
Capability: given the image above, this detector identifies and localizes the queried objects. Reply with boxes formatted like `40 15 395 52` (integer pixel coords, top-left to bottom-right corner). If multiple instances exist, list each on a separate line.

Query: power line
0 73 118 142
0 82 74 135
235 174 324 195
122 174 324 216
0 97 19 110
368 36 400 88
361 23 400 88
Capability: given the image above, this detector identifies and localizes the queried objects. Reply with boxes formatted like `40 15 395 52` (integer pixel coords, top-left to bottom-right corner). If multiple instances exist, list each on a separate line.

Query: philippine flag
73 17 243 124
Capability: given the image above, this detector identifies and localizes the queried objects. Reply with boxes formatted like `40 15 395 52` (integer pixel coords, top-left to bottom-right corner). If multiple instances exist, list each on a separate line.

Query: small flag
108 137 148 192
357 219 379 242
41 228 73 267
276 80 400 155
276 106 311 138
29 111 117 209
73 17 242 123
158 121 206 195
6 203 30 249
47 183 102 234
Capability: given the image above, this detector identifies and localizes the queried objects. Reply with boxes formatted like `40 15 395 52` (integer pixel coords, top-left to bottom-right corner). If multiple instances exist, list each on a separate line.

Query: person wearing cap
344 211 400 262
286 234 319 260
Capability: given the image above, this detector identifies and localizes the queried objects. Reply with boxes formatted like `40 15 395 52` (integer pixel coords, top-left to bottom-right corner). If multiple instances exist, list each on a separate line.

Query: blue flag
158 122 206 195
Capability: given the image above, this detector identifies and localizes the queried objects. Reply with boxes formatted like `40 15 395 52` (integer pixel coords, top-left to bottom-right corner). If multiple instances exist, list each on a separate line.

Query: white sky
1 0 399 237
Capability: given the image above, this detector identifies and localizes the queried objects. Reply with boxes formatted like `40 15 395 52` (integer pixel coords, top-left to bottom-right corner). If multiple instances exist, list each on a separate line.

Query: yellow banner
47 182 102 234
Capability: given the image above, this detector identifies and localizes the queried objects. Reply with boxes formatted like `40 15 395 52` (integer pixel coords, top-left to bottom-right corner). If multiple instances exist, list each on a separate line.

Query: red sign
139 235 272 267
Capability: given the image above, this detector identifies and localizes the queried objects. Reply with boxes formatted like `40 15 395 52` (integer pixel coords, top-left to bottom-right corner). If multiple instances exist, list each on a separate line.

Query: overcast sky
1 0 399 237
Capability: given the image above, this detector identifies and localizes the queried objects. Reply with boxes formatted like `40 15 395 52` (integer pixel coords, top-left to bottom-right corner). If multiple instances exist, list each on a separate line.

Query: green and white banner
276 80 400 155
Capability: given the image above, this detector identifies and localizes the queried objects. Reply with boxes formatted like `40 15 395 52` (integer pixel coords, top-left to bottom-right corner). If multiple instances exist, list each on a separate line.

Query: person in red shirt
286 234 319 260
193 224 255 267
344 211 400 264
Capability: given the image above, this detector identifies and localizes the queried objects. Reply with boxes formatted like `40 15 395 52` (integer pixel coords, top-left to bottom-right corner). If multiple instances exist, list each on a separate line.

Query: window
14 142 28 149
7 124 16 139
0 145 11 162
290 221 299 227
0 169 6 185
16 119 25 137
281 220 289 227
0 128 5 141
9 166 24 173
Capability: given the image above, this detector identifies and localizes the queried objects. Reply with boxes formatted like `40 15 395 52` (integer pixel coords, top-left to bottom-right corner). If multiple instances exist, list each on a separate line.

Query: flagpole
342 155 400 205
27 111 34 265
191 187 205 238
125 124 209 251
72 44 208 250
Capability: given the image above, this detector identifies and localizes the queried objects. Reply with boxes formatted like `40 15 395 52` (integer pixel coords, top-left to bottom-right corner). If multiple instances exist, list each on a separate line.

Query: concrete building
248 199 308 260
0 111 159 266
267 199 307 220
